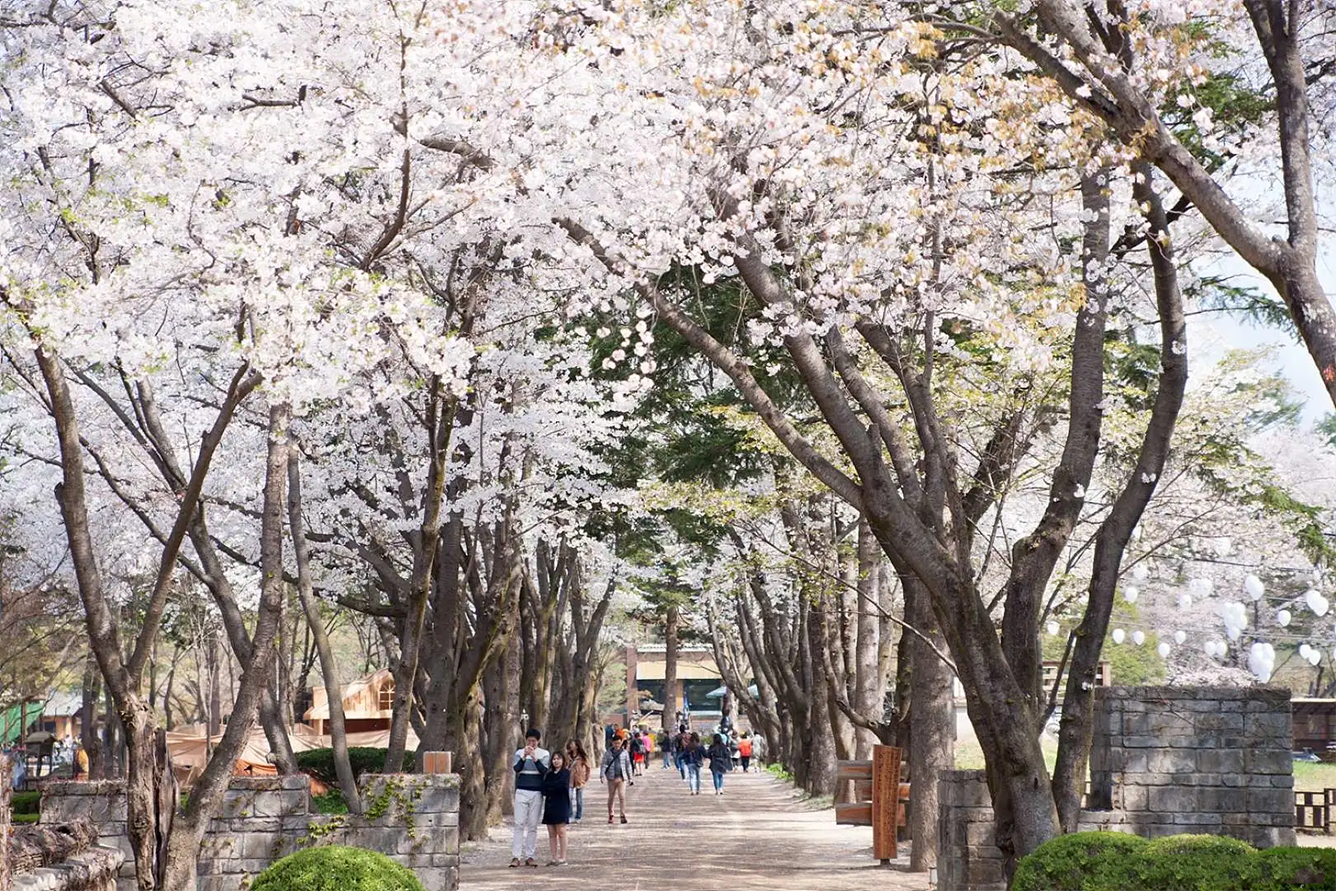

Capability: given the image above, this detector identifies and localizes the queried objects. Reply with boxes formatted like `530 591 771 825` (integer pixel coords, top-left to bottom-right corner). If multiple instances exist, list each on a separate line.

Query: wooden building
303 668 396 735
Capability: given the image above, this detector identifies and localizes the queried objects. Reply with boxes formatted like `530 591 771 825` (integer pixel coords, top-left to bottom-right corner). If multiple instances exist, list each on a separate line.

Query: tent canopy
705 684 759 698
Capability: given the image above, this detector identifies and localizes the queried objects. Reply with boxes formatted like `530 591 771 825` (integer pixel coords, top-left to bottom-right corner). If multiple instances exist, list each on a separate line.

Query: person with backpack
737 732 754 772
707 732 734 795
681 732 705 795
600 734 633 824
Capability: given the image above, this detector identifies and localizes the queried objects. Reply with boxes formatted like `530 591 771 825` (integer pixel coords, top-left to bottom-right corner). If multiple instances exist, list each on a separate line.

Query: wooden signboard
834 745 903 863
871 744 901 863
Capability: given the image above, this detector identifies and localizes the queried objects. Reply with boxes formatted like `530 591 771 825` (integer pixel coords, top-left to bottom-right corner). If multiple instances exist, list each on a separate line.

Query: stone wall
936 686 1297 891
1 755 123 891
41 773 460 891
1088 685 1295 848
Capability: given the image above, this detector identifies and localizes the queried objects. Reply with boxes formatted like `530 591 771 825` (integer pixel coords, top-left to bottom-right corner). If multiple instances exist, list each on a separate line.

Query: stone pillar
1085 686 1295 847
1 754 12 891
936 770 1005 891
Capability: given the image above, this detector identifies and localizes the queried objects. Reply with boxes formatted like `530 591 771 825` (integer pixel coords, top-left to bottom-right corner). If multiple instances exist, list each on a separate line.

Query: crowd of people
507 722 764 867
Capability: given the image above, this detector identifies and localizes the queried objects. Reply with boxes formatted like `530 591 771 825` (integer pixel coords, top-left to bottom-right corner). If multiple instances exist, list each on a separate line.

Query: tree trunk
287 451 361 814
853 520 881 760
663 604 679 730
904 576 954 872
1052 165 1188 828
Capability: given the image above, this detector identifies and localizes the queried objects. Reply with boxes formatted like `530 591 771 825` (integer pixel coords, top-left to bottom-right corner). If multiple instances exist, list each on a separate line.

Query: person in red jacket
738 733 754 772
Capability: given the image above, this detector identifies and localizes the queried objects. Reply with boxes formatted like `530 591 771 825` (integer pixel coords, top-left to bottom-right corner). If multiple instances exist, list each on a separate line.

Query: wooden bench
834 745 905 863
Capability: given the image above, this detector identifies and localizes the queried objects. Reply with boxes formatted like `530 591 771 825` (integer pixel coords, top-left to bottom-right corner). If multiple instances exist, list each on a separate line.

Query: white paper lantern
1249 642 1276 682
1132 564 1149 582
1157 642 1172 658
1307 590 1330 617
1112 628 1126 644
1278 609 1293 627
1309 648 1324 666
1124 587 1139 604
1173 630 1187 645
1300 643 1313 660
1046 620 1060 636
1188 577 1214 597
1132 630 1146 646
1178 592 1193 610
1244 575 1265 601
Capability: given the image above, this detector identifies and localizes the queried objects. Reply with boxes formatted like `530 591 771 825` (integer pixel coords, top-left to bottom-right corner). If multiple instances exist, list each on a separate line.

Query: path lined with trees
462 767 928 890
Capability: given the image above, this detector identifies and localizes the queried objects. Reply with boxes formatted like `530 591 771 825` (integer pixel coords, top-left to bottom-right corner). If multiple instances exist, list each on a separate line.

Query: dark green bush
1137 835 1261 890
250 846 423 891
11 791 40 815
294 748 415 786
1256 847 1336 890
1017 833 1313 891
12 813 38 824
1012 831 1150 891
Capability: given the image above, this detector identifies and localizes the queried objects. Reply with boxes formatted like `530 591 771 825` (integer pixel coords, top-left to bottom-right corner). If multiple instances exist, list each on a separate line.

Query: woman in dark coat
707 733 734 795
541 751 573 865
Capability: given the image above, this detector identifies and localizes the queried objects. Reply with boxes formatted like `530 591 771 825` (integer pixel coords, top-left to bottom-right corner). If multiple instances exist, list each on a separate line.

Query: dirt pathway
461 764 930 890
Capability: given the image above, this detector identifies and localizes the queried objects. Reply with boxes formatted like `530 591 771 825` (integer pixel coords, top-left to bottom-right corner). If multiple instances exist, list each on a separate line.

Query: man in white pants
510 728 550 868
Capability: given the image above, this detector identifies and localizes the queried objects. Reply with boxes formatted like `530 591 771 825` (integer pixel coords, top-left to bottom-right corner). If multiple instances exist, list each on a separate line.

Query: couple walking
509 728 631 868
511 728 584 868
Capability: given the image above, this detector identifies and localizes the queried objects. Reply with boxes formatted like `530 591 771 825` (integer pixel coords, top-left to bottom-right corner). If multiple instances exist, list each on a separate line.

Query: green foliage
250 846 423 891
311 790 350 814
1255 847 1336 890
294 748 415 786
12 813 38 824
1014 834 1336 891
765 762 795 784
1137 835 1260 890
1012 831 1149 891
11 790 40 815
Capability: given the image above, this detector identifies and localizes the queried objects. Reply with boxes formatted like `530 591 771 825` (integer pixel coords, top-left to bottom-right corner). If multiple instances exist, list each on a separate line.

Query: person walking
707 733 734 795
565 740 591 824
674 729 688 780
510 728 550 868
737 732 754 772
659 729 672 769
541 751 573 866
600 734 632 823
681 733 704 795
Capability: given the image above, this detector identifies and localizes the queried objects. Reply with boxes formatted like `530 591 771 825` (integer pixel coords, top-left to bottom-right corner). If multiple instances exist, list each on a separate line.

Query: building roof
41 691 83 717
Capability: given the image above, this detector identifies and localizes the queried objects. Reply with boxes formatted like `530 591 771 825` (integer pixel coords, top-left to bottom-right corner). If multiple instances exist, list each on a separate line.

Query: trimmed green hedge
251 846 422 891
1012 831 1149 891
293 748 415 786
1017 834 1336 891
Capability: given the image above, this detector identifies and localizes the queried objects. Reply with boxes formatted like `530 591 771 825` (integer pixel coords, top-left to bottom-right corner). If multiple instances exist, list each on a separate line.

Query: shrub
250 846 422 891
11 791 40 815
1256 847 1336 891
12 813 38 824
294 748 415 786
1135 834 1261 890
1012 831 1150 891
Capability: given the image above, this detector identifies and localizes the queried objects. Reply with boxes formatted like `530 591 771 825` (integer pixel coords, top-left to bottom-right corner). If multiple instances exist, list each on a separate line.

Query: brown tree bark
287 451 361 814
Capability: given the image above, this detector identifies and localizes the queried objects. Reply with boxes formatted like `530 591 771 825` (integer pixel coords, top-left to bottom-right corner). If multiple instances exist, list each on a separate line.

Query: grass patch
765 762 796 784
956 737 1059 771
1291 760 1336 793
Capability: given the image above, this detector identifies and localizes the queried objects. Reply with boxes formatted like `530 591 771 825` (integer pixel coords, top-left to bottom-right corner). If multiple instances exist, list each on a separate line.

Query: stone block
1196 749 1245 773
1194 712 1244 733
1123 710 1194 736
1247 749 1293 776
1144 749 1196 774
1197 788 1247 812
1148 786 1197 813
1246 788 1292 815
